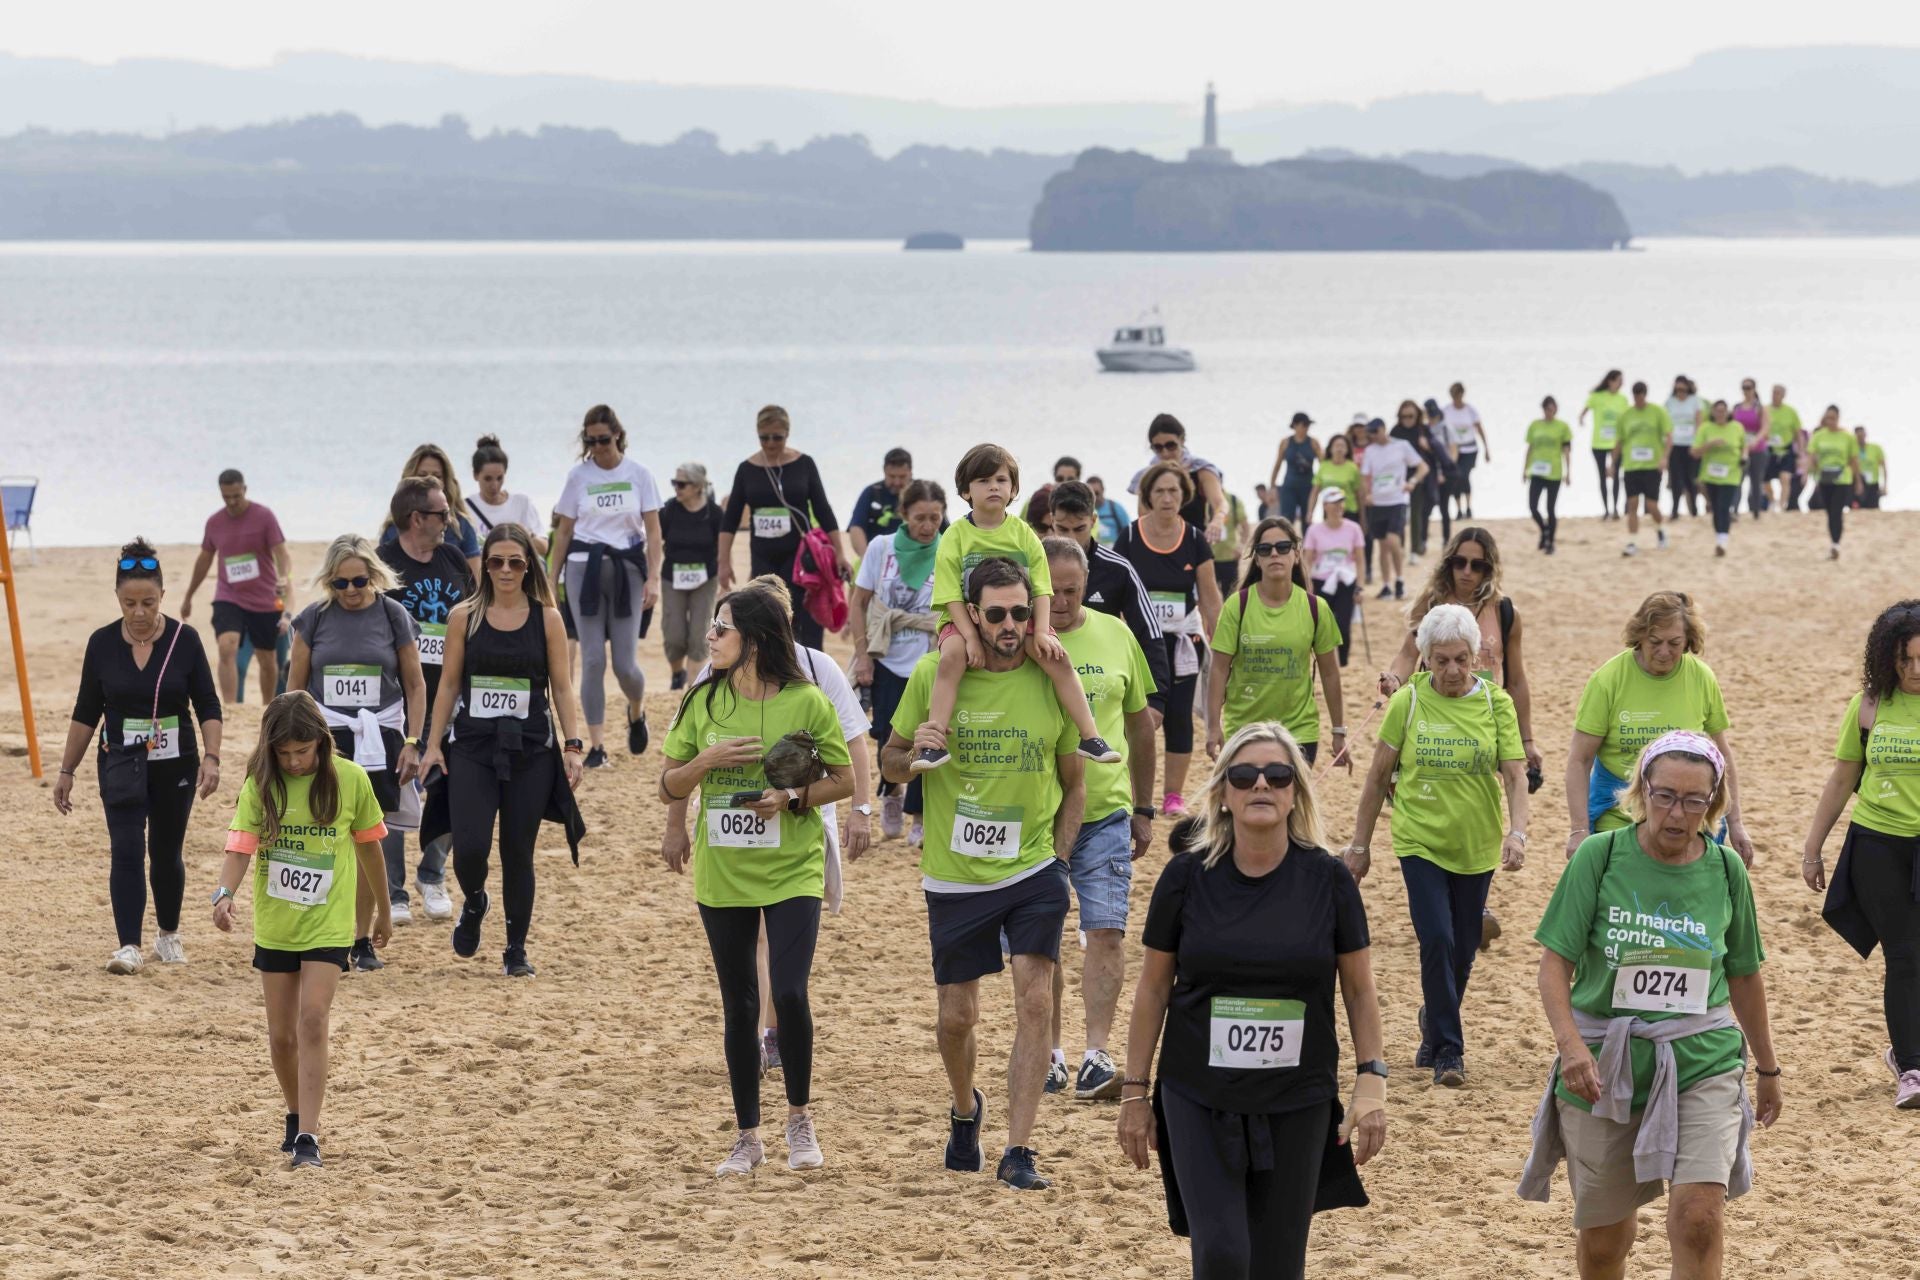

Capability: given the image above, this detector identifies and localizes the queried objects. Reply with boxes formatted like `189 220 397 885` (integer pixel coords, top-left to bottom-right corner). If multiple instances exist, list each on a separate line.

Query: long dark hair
1411 526 1502 618
248 692 339 843
678 585 808 723
1864 600 1920 702
1593 369 1623 394
580 405 627 458
465 524 554 638
116 537 162 589
1240 516 1308 593
1325 434 1352 464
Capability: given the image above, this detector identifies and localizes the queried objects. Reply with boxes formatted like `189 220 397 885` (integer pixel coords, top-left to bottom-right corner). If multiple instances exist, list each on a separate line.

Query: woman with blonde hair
287 534 424 967
1118 722 1386 1279
381 443 482 577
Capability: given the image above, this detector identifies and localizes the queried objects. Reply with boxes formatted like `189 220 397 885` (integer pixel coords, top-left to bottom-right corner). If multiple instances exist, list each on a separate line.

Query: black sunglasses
672 479 698 489
759 432 788 444
422 507 451 521
485 556 529 572
1446 554 1492 575
583 434 616 448
118 556 160 571
977 604 1033 624
1226 762 1297 790
1150 438 1183 453
1253 540 1295 557
330 575 371 591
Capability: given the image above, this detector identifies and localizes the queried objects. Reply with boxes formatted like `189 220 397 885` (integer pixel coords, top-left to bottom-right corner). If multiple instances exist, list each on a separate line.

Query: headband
1639 730 1725 784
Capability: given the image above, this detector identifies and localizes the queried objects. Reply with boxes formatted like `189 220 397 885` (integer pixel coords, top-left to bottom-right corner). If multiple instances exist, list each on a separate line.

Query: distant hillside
1029 150 1629 252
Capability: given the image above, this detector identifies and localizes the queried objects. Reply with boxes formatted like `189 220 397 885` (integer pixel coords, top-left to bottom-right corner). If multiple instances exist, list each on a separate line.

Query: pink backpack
792 527 847 634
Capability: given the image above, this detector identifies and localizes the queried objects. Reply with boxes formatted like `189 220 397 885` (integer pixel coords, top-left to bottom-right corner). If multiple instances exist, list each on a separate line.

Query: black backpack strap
1497 595 1515 686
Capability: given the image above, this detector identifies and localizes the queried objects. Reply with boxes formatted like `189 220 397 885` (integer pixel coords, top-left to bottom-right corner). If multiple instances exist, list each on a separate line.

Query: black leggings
1314 579 1356 666
449 743 555 951
1592 449 1618 513
1162 634 1201 755
1708 483 1739 536
1667 447 1699 515
768 574 824 649
1528 478 1561 545
1162 1087 1332 1280
1843 824 1920 1072
104 754 197 946
699 896 821 1128
1821 482 1848 544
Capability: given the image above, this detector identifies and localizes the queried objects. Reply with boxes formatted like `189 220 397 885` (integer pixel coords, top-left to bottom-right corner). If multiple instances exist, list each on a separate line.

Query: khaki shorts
1556 1068 1743 1229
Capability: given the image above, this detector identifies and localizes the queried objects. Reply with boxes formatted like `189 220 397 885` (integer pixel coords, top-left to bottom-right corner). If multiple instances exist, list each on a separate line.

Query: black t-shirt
722 454 840 578
72 617 221 759
1116 521 1211 619
1142 844 1369 1115
660 499 725 576
849 481 902 541
379 540 474 707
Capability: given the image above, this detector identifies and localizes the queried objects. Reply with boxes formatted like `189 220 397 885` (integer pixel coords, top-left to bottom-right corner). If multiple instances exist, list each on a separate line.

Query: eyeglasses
1646 787 1712 814
1446 554 1492 575
1150 439 1183 454
977 604 1033 624
1226 761 1297 790
485 556 528 573
330 575 371 590
707 616 738 636
117 556 159 571
583 434 616 448
759 433 788 445
1253 540 1295 557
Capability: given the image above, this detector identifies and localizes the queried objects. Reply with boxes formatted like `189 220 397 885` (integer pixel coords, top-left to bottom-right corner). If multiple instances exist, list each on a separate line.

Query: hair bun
119 536 157 559
476 434 501 448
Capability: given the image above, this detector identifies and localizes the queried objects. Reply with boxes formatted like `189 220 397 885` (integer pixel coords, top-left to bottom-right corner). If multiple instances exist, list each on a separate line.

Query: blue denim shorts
1068 809 1134 932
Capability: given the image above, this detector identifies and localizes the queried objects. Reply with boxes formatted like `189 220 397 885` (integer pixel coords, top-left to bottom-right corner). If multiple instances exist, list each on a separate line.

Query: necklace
122 618 162 646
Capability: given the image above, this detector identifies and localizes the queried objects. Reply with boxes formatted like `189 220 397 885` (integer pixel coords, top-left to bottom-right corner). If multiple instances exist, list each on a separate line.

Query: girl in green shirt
1580 369 1627 519
1807 405 1863 559
1691 400 1747 556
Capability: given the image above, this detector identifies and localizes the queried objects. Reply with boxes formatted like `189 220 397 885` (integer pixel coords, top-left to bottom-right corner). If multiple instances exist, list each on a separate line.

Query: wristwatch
851 803 873 817
1132 805 1157 819
563 738 585 754
210 886 235 907
785 788 803 813
1356 1059 1390 1079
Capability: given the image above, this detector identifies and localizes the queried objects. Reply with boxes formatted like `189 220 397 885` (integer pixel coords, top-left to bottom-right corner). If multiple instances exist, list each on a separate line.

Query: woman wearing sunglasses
718 405 850 649
660 461 726 692
419 525 586 977
54 539 223 975
1521 731 1780 1279
287 534 426 968
1347 603 1529 1087
1206 517 1345 767
1118 723 1386 1279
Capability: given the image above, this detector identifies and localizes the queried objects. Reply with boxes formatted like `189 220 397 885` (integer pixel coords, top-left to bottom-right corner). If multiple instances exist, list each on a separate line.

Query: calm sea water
3 238 1915 547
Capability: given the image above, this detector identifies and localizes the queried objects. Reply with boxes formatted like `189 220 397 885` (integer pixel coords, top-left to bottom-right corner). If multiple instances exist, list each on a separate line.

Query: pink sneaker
1161 793 1186 817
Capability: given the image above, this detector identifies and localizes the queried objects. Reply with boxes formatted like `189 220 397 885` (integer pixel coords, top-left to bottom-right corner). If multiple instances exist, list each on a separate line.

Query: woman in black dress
718 405 851 648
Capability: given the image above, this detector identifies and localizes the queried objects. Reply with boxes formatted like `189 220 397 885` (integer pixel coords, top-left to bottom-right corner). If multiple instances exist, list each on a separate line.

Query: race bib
223 553 261 584
1371 470 1401 495
949 797 1024 859
672 563 710 590
752 508 792 539
123 716 180 761
469 675 531 719
1209 996 1305 1069
707 803 780 848
417 622 446 666
1529 460 1553 477
1629 446 1656 463
322 664 381 709
1148 591 1189 627
1705 462 1733 482
264 847 334 908
1612 946 1710 1015
588 481 633 515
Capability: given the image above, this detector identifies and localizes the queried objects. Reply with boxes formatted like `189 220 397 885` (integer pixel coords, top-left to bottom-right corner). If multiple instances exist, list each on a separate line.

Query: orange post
0 489 41 779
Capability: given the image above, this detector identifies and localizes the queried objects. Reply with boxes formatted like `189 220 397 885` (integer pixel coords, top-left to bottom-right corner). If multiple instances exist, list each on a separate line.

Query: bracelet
59 768 76 777
1119 1076 1150 1089
1331 725 1347 734
1510 832 1529 845
1755 1066 1782 1077
1118 1096 1152 1106
1132 806 1157 819
1346 844 1369 854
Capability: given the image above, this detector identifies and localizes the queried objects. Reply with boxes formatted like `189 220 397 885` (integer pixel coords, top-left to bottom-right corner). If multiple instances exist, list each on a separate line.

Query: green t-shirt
1807 428 1859 486
1524 419 1573 482
1615 404 1672 472
1536 827 1764 1111
1212 583 1342 744
1574 651 1730 830
1859 442 1886 486
1767 403 1802 453
1837 690 1920 838
891 653 1079 886
1313 460 1361 514
663 681 852 908
1586 391 1628 449
1058 609 1155 823
1694 420 1747 486
229 761 387 952
1378 674 1523 874
1210 494 1247 564
933 513 1053 609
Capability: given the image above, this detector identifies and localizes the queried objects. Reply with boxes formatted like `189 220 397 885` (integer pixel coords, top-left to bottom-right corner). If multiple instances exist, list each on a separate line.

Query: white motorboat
1096 315 1195 372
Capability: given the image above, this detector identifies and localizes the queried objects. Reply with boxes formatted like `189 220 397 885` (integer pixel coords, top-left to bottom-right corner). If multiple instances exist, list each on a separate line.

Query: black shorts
1766 451 1795 480
1623 470 1662 501
212 601 282 649
1365 505 1407 540
253 945 351 973
558 592 579 640
925 859 1071 985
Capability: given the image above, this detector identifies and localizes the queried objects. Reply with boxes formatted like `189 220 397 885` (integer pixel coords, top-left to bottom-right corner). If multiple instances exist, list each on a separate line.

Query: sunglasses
759 433 788 444
1253 540 1295 557
1150 439 1183 453
1446 554 1492 575
583 434 616 448
117 556 160 571
485 556 528 573
1226 761 1297 790
672 479 698 489
330 575 371 590
977 604 1033 624
708 616 738 636
422 507 451 521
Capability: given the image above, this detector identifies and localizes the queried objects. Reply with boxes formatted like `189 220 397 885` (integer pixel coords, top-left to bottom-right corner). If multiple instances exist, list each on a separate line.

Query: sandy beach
0 507 1912 1279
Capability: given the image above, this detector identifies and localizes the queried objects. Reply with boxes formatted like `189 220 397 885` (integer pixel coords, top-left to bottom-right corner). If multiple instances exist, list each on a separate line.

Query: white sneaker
907 820 924 849
419 881 454 921
107 944 143 975
153 933 187 965
786 1113 824 1170
716 1130 765 1178
1656 529 1669 549
1622 542 1639 557
880 792 904 840
390 900 413 927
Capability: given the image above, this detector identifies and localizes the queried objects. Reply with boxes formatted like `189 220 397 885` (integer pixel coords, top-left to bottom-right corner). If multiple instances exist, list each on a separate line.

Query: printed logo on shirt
1600 899 1712 967
1619 710 1660 726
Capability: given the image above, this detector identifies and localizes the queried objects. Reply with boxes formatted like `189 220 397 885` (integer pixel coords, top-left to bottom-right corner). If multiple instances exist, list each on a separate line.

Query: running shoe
1829 546 1841 561
107 944 143 975
670 669 687 691
628 712 649 756
153 933 187 965
1897 1072 1920 1110
1394 580 1405 600
1887 1046 1902 1079
907 819 924 848
1078 736 1122 764
762 1028 783 1073
583 746 610 770
1376 585 1393 600
1714 545 1727 559
452 890 489 958
945 1089 985 1172
390 900 413 927
1478 907 1502 952
419 880 454 921
880 792 905 839
1161 793 1187 818
350 938 385 972
1043 1058 1069 1095
1074 1049 1121 1101
281 1113 299 1154
995 1146 1052 1191
910 745 950 773
786 1113 824 1170
1435 1055 1467 1088
290 1133 323 1169
1416 1005 1434 1070
1656 529 1669 550
1622 543 1639 557
502 948 536 978
715 1130 764 1178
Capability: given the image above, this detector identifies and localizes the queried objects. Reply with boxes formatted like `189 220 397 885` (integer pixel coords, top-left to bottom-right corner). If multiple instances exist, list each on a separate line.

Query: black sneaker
1415 1005 1433 1070
1043 1058 1069 1095
1376 585 1393 600
583 746 610 770
281 1112 299 1154
290 1132 323 1169
1077 736 1122 765
1435 1055 1466 1088
945 1088 985 1172
350 937 384 972
502 947 536 978
627 713 649 756
995 1146 1052 1191
909 745 950 773
452 890 489 958
1073 1050 1121 1101
670 669 687 691
1394 579 1405 600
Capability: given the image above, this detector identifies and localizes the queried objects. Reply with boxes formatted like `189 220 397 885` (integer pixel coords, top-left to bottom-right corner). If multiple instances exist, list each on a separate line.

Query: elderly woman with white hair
1345 602 1528 1086
659 460 727 691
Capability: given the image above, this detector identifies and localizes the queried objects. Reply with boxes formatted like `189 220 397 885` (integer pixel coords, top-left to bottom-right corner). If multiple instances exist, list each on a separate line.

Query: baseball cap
1350 412 1369 427
1366 417 1387 432
1320 486 1347 506
1423 398 1442 416
1291 411 1314 426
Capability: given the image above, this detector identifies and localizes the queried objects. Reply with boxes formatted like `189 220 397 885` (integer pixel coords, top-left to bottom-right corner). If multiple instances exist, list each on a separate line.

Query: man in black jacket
1043 481 1168 725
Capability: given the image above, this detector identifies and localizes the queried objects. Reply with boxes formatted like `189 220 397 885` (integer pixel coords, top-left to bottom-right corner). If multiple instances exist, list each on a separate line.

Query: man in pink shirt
182 469 293 703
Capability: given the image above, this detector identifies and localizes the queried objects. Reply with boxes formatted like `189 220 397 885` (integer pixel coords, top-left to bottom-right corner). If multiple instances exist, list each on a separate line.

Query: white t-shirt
1359 438 1423 508
853 532 937 678
553 457 662 560
1442 403 1481 453
1665 396 1703 447
466 491 544 537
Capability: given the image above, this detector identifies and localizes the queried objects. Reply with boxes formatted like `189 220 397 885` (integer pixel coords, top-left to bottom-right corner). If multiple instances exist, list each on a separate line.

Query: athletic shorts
1623 471 1662 501
1766 451 1795 480
1556 1068 1744 1229
1067 810 1133 932
1365 505 1408 540
212 601 282 650
253 945 351 974
925 859 1070 985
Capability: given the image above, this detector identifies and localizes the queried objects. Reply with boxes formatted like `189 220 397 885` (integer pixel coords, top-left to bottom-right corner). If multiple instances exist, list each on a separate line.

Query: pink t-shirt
1303 519 1365 584
201 502 286 612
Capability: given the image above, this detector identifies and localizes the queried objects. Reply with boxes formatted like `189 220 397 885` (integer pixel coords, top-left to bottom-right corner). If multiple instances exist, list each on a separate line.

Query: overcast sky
11 2 1920 107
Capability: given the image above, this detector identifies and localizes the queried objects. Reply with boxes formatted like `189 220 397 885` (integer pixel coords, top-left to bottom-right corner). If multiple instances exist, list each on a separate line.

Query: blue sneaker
995 1145 1052 1191
945 1088 985 1172
1435 1055 1466 1088
1415 1005 1434 1070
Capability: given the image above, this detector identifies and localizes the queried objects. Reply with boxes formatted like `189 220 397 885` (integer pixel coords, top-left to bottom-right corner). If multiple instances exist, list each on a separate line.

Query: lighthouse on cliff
1186 82 1235 166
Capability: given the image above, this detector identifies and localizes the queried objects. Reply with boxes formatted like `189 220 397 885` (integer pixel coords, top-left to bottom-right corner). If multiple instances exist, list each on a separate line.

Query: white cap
1350 412 1369 426
1320 486 1347 506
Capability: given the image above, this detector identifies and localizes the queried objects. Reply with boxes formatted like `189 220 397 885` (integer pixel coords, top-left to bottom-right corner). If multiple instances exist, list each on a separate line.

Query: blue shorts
1068 810 1134 932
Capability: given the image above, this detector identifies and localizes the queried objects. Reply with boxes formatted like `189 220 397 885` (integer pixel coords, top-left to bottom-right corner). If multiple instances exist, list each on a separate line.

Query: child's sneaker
910 745 950 773
1078 736 1122 764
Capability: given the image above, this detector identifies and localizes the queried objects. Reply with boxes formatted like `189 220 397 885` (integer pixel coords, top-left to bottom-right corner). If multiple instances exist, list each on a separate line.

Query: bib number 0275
1208 996 1305 1069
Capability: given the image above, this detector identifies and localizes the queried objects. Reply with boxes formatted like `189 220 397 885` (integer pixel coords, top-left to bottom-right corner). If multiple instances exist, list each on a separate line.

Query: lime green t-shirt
1615 404 1672 472
1807 428 1859 485
1587 391 1628 449
891 653 1079 886
1058 609 1155 823
1212 583 1342 744
1767 403 1802 454
1378 674 1523 875
1312 460 1361 514
1837 690 1920 838
1210 494 1247 564
1694 420 1747 486
663 681 852 908
229 760 387 952
932 512 1053 609
1536 827 1764 1111
1524 419 1573 482
1574 651 1730 829
1859 443 1886 486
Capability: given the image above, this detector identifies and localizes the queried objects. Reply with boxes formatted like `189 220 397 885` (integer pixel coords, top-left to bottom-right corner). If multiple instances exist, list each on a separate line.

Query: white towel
318 699 406 773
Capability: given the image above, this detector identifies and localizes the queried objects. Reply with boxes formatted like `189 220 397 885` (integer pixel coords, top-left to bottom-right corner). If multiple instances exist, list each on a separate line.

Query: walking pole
0 488 41 779
1356 585 1373 666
